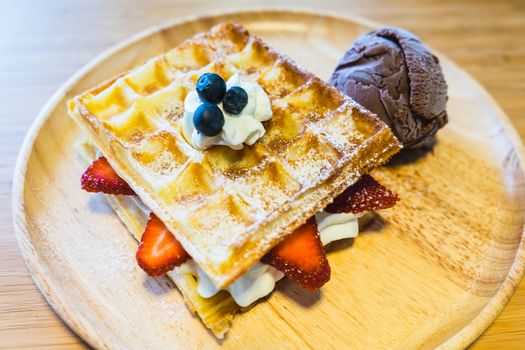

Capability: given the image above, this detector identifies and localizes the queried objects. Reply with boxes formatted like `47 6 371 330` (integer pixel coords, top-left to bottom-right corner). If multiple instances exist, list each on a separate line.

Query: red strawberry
136 213 190 277
325 174 399 214
263 217 330 291
81 156 135 195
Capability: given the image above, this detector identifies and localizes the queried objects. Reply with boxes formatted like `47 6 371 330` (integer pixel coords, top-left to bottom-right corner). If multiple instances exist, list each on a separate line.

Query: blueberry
196 73 226 104
193 103 225 137
222 86 248 115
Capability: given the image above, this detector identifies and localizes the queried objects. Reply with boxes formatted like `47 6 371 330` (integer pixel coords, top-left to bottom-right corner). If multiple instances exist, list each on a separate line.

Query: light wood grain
2 1 525 349
10 9 525 350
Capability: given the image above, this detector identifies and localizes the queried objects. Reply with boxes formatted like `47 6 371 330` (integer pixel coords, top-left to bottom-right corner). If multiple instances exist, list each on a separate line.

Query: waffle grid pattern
70 23 399 286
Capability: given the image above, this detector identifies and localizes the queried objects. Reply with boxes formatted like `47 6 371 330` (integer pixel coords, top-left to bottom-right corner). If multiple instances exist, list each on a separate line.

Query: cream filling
182 74 272 150
175 212 361 307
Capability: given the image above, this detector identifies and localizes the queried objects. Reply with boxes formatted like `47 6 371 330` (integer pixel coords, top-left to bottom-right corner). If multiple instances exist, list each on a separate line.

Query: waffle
68 22 401 288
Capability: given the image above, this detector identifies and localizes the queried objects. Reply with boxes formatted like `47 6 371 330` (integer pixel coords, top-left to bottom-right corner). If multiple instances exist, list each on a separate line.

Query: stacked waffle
69 22 401 338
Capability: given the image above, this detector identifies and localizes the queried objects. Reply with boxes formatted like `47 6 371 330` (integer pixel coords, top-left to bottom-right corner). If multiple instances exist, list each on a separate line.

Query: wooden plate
12 9 525 349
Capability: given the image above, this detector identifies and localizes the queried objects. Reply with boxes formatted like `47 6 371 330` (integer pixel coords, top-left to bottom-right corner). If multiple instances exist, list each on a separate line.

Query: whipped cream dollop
178 260 284 307
182 74 272 150
176 212 361 307
315 211 360 246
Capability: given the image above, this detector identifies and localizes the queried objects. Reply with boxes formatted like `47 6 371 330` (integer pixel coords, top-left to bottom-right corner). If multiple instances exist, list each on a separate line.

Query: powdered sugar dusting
69 22 400 286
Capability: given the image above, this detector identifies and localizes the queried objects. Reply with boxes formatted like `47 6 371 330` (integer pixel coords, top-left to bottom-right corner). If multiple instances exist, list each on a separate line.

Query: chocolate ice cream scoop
329 27 448 148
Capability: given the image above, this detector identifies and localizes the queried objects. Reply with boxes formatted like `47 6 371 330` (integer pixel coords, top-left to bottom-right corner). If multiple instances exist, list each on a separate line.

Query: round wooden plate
12 9 525 350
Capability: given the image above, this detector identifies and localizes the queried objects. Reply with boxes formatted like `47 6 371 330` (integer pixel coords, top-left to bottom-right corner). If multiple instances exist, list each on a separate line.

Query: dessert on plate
69 22 402 338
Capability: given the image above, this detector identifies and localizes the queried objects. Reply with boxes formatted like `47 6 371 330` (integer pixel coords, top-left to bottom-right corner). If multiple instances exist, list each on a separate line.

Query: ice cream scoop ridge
330 26 448 148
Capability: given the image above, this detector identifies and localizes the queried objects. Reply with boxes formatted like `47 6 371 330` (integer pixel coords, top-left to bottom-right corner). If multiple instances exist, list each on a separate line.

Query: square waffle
69 22 401 288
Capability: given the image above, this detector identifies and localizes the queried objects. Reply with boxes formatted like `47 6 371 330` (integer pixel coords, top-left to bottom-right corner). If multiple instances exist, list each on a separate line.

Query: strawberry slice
81 156 135 195
325 174 399 214
136 213 190 277
262 217 330 291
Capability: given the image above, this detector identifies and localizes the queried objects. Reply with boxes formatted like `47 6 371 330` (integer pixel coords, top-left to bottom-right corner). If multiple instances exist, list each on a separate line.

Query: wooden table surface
1 0 524 348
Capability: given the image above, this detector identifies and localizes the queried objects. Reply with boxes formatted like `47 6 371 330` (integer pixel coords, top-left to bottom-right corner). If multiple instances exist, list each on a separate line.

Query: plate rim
11 7 525 349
